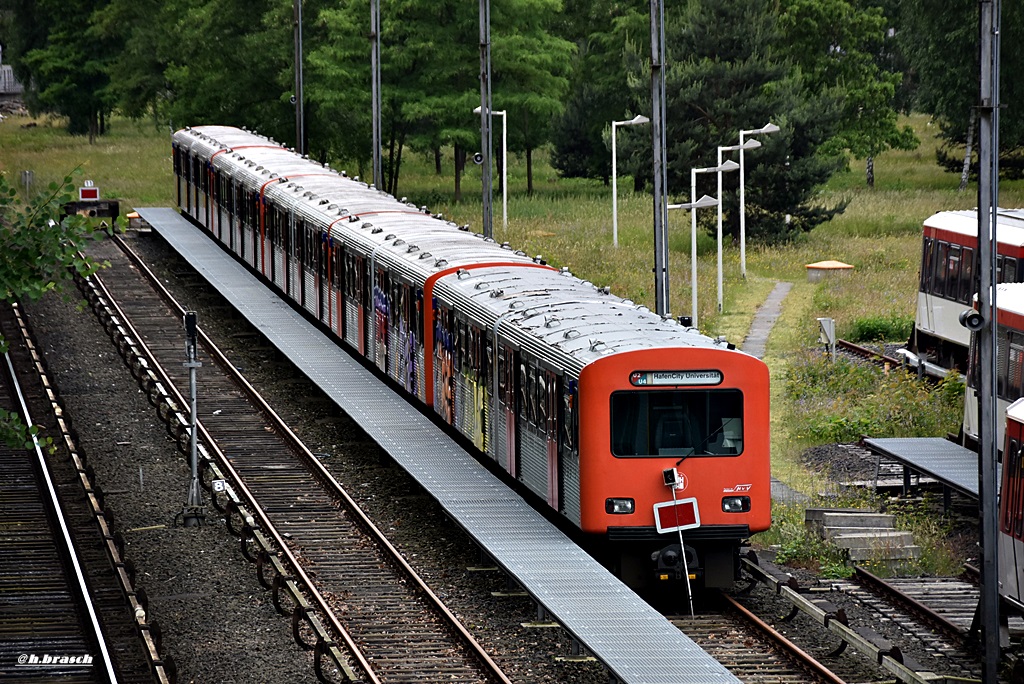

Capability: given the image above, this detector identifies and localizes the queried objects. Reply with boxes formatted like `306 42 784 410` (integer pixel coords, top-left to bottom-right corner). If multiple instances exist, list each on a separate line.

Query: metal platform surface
862 437 993 499
137 207 740 684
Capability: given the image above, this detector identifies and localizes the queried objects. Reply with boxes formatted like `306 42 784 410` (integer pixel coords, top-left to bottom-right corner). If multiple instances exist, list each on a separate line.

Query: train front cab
1001 399 1024 612
577 349 771 591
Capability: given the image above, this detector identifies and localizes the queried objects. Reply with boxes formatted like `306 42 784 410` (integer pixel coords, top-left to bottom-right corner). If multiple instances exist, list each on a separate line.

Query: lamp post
611 114 650 247
474 106 507 230
715 145 755 313
668 193 720 328
686 161 738 327
738 122 780 278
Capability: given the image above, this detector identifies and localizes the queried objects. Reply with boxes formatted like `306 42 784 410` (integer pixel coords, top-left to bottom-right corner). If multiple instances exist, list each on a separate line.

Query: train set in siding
909 210 1024 622
910 209 1024 374
1000 399 1024 615
170 125 772 591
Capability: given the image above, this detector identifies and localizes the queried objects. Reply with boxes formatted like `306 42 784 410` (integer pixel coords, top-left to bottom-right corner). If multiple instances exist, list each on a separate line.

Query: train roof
924 209 1024 247
433 264 737 374
174 125 751 375
1007 397 1024 424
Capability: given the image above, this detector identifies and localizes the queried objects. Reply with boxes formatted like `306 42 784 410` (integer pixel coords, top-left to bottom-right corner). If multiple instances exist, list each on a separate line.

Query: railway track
77 234 511 684
736 553 1024 683
671 594 850 684
836 339 905 368
0 303 167 683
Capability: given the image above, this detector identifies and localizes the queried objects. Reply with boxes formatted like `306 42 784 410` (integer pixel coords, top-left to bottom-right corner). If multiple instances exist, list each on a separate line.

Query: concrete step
847 544 922 561
805 507 919 563
828 529 916 547
820 512 896 529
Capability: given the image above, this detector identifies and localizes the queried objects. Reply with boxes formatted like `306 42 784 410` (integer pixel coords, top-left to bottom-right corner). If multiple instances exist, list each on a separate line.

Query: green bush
848 313 914 342
782 351 964 443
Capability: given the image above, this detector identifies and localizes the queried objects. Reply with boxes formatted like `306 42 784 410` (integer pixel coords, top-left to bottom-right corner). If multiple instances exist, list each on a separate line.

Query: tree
307 0 572 201
492 1 575 194
778 0 918 187
550 0 646 184
6 0 117 139
0 172 114 448
629 0 847 243
899 1 1024 179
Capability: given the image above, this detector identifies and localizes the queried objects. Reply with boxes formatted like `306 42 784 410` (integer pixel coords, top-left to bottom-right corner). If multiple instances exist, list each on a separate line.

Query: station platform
862 437 999 501
137 207 740 684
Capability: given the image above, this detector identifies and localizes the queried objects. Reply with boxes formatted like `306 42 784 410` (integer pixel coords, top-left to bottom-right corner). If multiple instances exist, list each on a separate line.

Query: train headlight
722 496 750 513
605 498 635 514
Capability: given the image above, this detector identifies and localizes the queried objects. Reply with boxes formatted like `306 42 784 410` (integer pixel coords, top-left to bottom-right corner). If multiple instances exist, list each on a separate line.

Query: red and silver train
911 209 1024 374
170 125 772 590
1000 399 1024 614
962 283 1024 455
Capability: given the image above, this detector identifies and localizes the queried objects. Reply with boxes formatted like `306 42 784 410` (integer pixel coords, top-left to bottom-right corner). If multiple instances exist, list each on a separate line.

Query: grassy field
1 112 1016 547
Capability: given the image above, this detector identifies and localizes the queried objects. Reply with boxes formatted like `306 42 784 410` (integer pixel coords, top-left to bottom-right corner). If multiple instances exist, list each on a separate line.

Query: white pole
739 131 746 279
716 146 724 313
690 167 698 327
500 110 507 230
612 121 619 248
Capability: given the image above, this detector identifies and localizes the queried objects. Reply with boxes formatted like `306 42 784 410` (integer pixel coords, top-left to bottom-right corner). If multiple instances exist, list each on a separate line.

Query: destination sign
629 370 722 386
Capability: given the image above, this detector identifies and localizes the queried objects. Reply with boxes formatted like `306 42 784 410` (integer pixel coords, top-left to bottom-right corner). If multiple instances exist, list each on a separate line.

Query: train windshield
610 389 743 457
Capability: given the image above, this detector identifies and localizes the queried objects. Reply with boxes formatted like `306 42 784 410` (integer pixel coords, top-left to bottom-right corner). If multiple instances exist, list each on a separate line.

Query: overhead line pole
650 0 669 316
479 0 494 239
292 0 304 155
371 0 382 190
976 1 1002 682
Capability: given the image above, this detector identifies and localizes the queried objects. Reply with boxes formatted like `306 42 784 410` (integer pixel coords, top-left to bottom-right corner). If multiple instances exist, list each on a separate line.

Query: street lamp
738 122 780 278
474 106 508 230
715 144 757 313
668 193 720 328
611 114 650 247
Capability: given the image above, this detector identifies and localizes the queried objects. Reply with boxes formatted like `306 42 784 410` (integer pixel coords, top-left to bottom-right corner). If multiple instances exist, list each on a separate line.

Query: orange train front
172 125 773 592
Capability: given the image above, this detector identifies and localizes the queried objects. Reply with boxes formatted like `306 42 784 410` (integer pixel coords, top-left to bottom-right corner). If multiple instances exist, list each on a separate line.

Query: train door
561 379 581 525
389 279 405 384
434 306 456 425
459 324 488 451
1000 411 1024 608
332 241 344 338
192 154 202 219
291 215 302 306
374 267 390 372
300 222 316 317
518 357 559 509
497 345 517 476
184 152 193 217
543 369 561 510
173 145 183 208
218 172 232 243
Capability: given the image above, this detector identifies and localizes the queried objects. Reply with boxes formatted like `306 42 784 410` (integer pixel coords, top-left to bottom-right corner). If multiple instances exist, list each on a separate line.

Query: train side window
563 382 577 451
999 256 1018 284
1003 440 1019 534
1009 338 1024 398
996 329 1012 398
920 238 933 293
944 246 961 300
933 242 949 298
958 247 974 304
